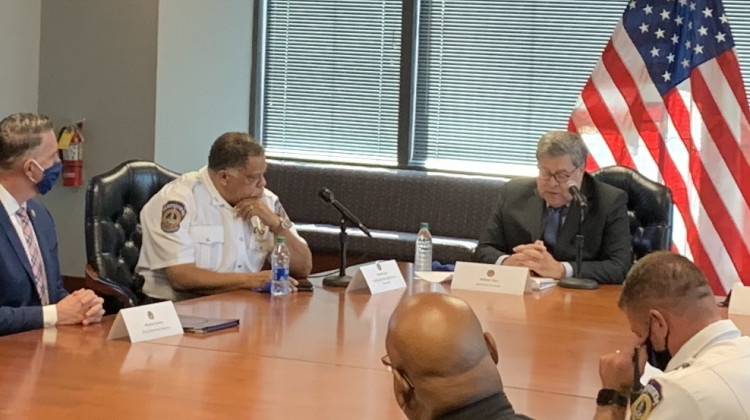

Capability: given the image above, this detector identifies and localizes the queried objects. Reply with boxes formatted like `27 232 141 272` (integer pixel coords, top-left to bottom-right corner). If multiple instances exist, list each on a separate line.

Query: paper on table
415 271 453 283
531 277 558 291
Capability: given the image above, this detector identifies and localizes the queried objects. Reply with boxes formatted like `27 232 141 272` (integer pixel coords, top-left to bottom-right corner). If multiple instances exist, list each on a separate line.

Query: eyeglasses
537 166 580 184
381 354 414 388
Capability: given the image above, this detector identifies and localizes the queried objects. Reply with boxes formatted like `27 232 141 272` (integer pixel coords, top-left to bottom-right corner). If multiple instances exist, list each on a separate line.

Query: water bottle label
273 267 289 281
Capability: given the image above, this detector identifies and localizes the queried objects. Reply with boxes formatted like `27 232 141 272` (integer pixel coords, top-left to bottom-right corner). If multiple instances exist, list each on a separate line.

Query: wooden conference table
0 270 635 419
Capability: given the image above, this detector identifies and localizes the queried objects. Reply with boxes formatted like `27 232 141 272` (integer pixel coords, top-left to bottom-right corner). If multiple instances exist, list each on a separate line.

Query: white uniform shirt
136 166 293 301
633 319 750 420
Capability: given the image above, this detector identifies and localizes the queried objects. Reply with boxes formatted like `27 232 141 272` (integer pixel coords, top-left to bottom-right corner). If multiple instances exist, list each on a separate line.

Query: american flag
569 0 750 294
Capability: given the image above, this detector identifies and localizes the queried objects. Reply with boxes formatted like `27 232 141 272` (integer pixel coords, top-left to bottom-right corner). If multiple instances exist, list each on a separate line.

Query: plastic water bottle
271 236 291 296
414 222 433 272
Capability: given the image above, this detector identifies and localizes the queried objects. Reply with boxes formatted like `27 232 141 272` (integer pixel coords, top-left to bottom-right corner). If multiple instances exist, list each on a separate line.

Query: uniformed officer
136 132 313 301
593 251 750 420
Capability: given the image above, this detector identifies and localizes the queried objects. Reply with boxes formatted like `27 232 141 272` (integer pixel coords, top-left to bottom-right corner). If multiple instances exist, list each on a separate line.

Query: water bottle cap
276 236 286 244
419 222 429 229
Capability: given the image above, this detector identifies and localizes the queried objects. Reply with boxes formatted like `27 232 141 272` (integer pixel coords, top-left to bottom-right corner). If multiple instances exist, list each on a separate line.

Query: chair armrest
84 264 139 310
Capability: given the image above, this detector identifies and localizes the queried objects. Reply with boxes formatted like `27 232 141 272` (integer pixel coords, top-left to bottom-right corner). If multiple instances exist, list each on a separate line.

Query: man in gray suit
473 131 631 284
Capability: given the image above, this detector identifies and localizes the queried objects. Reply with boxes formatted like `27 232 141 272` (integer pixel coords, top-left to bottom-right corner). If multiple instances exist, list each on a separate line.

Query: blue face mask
30 160 63 195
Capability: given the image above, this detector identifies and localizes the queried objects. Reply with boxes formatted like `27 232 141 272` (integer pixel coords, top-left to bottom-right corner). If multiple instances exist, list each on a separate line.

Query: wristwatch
596 388 628 407
272 216 293 234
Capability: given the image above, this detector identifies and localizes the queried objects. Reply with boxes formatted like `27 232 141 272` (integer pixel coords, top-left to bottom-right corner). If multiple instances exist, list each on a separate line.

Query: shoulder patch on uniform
161 201 186 233
631 379 662 420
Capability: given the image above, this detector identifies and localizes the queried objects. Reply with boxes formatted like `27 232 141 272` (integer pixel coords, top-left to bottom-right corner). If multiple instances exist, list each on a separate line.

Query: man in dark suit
0 113 104 336
473 131 631 284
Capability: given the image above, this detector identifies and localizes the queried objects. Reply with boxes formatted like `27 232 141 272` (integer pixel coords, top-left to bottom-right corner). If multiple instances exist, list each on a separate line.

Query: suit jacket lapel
525 193 545 242
557 174 595 254
0 202 36 282
28 203 53 280
558 204 579 253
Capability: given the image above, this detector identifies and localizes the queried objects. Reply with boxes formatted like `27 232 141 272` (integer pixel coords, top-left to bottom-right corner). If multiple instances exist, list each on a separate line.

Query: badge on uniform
630 379 662 420
251 215 268 236
161 201 186 233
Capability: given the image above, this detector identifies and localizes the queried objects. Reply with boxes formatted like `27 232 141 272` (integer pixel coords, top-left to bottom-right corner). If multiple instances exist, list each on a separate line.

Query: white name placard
107 301 183 343
728 283 750 316
346 260 406 294
452 261 531 295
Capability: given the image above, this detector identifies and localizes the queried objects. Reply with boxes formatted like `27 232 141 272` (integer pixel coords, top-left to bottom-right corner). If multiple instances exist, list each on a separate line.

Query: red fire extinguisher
60 120 84 187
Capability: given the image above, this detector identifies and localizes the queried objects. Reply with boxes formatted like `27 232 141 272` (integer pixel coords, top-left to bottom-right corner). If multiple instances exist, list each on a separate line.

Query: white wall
155 0 253 173
0 0 41 116
38 0 160 276
34 0 254 276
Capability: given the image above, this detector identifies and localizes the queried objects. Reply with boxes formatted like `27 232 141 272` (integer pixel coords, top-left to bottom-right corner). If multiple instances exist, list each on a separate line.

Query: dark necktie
543 206 563 253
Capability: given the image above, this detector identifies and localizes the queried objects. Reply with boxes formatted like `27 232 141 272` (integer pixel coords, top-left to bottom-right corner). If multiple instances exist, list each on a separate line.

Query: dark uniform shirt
435 392 535 420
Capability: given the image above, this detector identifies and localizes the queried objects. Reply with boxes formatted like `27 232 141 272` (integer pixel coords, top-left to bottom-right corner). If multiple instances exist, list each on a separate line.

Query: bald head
387 293 494 376
385 293 502 419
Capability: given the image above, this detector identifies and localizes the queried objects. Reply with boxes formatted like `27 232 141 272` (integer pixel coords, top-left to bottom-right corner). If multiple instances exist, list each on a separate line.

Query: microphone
318 188 372 238
317 187 335 203
565 180 588 208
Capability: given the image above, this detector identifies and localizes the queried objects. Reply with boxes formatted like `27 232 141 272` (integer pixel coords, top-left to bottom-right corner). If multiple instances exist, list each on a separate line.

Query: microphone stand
575 208 584 279
317 187 371 287
559 200 599 290
323 217 352 287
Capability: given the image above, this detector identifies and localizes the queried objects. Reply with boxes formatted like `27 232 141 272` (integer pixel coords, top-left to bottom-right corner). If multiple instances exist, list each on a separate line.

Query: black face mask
645 323 672 371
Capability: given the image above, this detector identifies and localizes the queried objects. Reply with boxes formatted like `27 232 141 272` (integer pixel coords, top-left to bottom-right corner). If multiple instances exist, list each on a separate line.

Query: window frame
251 0 750 177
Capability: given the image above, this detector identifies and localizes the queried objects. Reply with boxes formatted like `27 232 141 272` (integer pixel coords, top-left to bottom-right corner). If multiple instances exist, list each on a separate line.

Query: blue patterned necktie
543 206 563 253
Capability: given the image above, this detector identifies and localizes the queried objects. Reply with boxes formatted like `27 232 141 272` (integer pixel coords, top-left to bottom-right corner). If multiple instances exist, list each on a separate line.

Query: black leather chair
85 160 179 314
591 165 673 261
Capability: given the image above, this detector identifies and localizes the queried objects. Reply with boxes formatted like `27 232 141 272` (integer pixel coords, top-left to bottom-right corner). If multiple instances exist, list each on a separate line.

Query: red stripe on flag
716 50 750 125
568 3 750 293
691 69 750 212
597 41 724 292
579 49 637 170
568 120 600 170
585 154 600 171
659 93 724 293
663 88 746 293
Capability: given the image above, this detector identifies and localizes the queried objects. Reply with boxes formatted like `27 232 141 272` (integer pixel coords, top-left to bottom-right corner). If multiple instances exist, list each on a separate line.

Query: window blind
258 0 750 175
726 1 750 108
412 0 624 175
261 0 402 165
